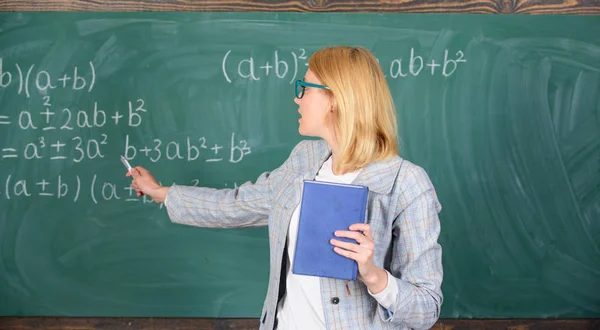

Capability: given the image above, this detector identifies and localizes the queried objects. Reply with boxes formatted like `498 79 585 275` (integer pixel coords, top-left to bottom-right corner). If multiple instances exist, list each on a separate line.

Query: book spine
353 189 369 280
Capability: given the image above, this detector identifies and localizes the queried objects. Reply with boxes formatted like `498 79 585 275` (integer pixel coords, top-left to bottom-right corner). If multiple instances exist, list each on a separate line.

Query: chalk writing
222 48 467 83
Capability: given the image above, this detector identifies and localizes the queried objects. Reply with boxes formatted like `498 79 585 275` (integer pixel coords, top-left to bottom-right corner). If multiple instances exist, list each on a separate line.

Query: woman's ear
328 95 336 113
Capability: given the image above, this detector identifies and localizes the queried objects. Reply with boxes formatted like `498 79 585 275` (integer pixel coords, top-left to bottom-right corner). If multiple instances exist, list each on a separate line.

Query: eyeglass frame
295 80 329 99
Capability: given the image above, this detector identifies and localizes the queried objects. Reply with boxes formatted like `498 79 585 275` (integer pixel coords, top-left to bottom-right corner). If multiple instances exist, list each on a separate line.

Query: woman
128 46 443 330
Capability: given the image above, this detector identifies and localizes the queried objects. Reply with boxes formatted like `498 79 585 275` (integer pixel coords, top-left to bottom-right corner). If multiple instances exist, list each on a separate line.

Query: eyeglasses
295 80 329 99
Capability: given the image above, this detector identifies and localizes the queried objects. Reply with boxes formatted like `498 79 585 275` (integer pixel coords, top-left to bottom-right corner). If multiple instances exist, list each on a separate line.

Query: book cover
292 180 369 280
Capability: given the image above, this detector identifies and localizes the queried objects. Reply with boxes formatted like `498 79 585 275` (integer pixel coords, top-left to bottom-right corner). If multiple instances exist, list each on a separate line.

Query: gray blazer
165 139 443 329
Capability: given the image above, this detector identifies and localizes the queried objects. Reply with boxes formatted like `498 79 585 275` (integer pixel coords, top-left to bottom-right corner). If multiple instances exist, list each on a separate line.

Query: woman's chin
298 128 316 137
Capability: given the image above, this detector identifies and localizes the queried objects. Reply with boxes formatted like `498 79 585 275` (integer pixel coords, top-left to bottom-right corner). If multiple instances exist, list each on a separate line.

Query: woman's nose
294 97 301 105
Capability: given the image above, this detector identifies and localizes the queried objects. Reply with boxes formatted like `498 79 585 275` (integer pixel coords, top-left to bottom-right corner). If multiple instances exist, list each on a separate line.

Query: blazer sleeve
164 142 304 229
378 165 444 329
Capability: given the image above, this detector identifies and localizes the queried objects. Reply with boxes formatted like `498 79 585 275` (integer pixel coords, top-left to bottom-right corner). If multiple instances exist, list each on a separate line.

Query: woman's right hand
126 166 170 204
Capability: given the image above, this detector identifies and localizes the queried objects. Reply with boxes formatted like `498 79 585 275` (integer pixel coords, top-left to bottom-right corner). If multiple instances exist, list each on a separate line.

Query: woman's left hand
330 223 388 293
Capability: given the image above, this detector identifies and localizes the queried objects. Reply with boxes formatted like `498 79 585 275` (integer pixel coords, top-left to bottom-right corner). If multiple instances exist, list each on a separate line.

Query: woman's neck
327 140 345 176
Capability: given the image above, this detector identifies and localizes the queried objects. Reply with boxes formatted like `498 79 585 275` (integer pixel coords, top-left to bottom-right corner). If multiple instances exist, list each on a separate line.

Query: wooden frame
0 0 599 14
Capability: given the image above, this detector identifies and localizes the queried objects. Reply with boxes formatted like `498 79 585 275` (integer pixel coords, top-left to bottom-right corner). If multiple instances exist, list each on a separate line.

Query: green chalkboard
0 12 599 318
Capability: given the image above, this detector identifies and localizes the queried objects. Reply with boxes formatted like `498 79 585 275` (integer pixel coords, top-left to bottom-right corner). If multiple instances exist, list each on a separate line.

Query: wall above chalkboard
0 12 599 318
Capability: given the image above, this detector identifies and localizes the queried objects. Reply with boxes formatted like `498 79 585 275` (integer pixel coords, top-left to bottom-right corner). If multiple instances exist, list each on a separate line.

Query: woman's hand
126 166 169 204
330 223 388 294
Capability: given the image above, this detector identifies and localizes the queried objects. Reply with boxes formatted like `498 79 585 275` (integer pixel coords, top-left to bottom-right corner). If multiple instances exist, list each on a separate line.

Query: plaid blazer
165 139 443 330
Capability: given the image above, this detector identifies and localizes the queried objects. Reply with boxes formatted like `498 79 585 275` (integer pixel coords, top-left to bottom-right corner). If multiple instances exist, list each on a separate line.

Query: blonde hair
309 46 399 174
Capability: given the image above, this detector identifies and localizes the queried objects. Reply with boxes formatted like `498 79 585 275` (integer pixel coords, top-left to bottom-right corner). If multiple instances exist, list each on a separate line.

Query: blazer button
331 297 340 305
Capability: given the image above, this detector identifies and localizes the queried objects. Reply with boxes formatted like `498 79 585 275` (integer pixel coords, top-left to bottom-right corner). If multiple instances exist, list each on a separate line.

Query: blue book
292 180 369 280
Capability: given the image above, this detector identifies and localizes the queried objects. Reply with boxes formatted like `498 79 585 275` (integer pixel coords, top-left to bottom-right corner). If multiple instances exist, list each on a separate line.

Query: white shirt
275 156 398 329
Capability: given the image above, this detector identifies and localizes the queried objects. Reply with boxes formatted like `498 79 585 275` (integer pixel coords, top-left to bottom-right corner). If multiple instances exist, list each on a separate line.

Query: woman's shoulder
393 157 438 199
280 139 329 172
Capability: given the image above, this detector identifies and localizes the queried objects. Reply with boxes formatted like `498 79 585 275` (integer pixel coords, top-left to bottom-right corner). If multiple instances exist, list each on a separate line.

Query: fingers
332 224 379 280
331 235 374 250
333 246 357 260
331 241 374 264
330 238 363 253
331 224 374 256
125 166 149 197
135 166 149 175
132 167 142 177
349 223 373 240
334 229 369 245
130 181 144 197
125 167 146 178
